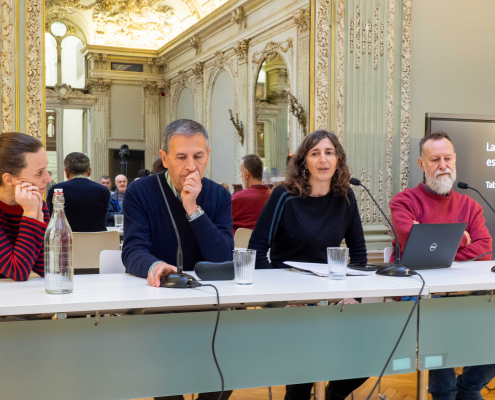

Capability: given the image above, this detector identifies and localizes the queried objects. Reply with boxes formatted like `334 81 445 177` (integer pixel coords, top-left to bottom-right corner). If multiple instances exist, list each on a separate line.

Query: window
45 21 86 89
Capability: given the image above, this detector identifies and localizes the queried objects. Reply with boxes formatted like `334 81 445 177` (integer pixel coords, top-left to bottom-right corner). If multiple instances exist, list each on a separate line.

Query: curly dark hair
282 130 351 198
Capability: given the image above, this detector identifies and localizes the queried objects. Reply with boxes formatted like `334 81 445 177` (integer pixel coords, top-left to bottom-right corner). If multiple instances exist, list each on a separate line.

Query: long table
0 270 425 400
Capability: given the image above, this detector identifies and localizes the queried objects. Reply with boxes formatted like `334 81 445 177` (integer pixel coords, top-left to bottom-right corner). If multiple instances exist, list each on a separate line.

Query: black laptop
350 223 467 271
400 223 467 269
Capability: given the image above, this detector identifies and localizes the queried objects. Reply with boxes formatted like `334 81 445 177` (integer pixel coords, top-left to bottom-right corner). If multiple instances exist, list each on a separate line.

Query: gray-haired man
122 119 233 400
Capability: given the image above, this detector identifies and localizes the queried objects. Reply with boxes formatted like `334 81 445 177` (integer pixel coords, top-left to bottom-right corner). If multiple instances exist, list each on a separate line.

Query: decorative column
143 82 163 168
87 78 111 181
25 0 44 139
1 0 16 132
163 79 171 125
192 61 203 124
233 39 249 183
294 8 310 146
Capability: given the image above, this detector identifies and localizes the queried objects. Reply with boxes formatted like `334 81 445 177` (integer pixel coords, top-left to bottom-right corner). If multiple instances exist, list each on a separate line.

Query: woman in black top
248 130 368 400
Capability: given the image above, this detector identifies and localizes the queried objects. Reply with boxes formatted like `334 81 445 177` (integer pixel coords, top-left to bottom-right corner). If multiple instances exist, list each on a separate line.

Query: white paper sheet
283 261 372 276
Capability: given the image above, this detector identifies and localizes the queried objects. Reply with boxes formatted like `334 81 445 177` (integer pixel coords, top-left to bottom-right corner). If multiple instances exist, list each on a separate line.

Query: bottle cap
54 189 63 194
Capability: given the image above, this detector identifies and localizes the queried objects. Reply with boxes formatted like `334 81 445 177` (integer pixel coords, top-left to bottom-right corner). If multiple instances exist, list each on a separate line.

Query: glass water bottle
44 189 74 294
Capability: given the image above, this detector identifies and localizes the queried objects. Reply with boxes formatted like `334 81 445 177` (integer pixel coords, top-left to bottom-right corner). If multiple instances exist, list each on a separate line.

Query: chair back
100 250 126 274
234 228 253 249
73 231 121 273
384 246 394 262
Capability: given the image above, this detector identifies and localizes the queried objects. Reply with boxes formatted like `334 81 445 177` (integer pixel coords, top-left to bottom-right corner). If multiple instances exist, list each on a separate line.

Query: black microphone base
160 273 200 288
376 264 415 277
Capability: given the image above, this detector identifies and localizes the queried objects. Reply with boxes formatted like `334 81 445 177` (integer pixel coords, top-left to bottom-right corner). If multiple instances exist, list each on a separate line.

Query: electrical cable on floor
198 283 225 400
365 272 426 400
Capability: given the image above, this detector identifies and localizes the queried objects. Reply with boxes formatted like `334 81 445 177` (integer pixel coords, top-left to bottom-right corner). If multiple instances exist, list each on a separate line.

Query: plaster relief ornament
46 0 180 49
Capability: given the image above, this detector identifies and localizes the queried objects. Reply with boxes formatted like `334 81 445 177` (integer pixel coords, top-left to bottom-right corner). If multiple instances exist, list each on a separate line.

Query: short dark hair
0 132 43 186
242 154 263 181
151 156 166 173
64 152 90 176
419 131 453 157
100 175 110 181
162 119 209 153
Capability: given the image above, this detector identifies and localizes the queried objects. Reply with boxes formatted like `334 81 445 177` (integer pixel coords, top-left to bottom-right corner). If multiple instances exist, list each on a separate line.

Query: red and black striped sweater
0 200 50 281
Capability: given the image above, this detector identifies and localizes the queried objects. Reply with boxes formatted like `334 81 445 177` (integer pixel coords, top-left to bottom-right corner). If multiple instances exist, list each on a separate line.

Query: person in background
390 131 494 400
218 182 231 194
100 175 112 191
248 130 368 400
47 153 110 232
0 132 52 281
107 174 127 227
231 154 270 235
122 119 233 400
152 156 167 173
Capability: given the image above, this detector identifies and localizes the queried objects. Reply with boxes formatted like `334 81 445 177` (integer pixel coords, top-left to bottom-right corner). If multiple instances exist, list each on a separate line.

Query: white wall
110 85 143 140
210 70 235 187
410 0 495 186
62 109 84 157
177 87 194 120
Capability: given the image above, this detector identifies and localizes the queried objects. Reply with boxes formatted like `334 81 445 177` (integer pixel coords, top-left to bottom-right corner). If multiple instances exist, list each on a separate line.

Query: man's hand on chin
182 170 202 215
147 262 178 287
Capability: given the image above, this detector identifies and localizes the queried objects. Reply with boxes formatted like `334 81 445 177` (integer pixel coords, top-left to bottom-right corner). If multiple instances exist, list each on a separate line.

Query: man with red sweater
390 131 494 400
232 154 271 236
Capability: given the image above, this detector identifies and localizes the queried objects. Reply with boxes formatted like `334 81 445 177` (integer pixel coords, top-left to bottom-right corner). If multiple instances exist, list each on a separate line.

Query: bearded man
390 132 494 400
390 131 492 262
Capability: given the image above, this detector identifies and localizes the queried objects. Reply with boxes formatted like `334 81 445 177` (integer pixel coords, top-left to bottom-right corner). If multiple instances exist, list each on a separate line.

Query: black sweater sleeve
248 186 287 269
344 189 368 265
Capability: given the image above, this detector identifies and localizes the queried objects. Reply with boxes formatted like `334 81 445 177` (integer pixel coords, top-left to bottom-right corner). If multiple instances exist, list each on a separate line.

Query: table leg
417 370 428 400
314 382 326 399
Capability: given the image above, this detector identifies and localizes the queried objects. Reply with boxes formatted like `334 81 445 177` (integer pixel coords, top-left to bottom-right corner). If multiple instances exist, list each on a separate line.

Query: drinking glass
327 247 348 280
114 214 124 231
233 249 256 285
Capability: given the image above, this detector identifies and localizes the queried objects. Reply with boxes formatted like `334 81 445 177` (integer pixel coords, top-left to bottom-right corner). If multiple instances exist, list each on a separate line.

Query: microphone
150 171 197 288
137 168 151 178
457 182 495 214
349 178 414 277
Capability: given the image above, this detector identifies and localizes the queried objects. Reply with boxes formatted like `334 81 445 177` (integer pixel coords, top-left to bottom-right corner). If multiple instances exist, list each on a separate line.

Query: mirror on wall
255 54 290 182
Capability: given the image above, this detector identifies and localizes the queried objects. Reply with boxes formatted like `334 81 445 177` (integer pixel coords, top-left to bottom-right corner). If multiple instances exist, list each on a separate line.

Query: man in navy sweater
122 119 234 284
122 120 233 400
47 152 110 232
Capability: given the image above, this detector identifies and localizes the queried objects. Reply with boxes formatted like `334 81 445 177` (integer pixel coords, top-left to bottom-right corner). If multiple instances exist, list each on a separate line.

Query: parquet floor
135 369 495 400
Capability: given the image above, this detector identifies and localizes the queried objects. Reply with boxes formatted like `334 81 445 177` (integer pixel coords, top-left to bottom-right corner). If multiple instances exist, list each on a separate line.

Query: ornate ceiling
45 0 228 50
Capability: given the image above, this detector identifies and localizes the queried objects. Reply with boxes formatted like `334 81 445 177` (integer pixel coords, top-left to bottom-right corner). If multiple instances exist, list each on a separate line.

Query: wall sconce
228 109 244 145
286 90 308 135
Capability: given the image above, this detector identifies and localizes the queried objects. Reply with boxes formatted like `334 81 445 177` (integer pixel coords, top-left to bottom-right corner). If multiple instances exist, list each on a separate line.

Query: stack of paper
283 261 372 276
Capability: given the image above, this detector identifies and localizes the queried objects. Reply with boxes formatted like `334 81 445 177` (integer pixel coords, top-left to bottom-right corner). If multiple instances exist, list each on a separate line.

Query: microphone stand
350 178 414 277
458 182 495 214
151 171 197 288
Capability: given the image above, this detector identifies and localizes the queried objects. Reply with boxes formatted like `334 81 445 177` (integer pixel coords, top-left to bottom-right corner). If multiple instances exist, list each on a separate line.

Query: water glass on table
233 249 256 285
114 214 124 231
327 247 348 280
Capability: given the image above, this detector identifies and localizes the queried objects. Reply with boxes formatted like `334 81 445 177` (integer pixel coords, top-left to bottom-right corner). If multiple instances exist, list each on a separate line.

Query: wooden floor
135 369 495 400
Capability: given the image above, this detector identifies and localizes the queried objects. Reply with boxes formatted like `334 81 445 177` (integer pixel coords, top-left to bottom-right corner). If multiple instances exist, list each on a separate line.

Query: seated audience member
47 153 110 232
122 119 233 400
248 130 367 400
218 182 231 194
152 156 167 173
390 131 493 400
231 154 271 235
0 132 51 281
100 175 112 191
107 174 127 226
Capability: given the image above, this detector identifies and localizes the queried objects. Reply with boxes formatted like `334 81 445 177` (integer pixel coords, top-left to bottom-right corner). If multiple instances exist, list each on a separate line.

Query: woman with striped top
0 132 52 281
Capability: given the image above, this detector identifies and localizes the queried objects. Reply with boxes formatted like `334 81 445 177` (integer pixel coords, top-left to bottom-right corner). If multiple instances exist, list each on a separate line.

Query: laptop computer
350 223 467 271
